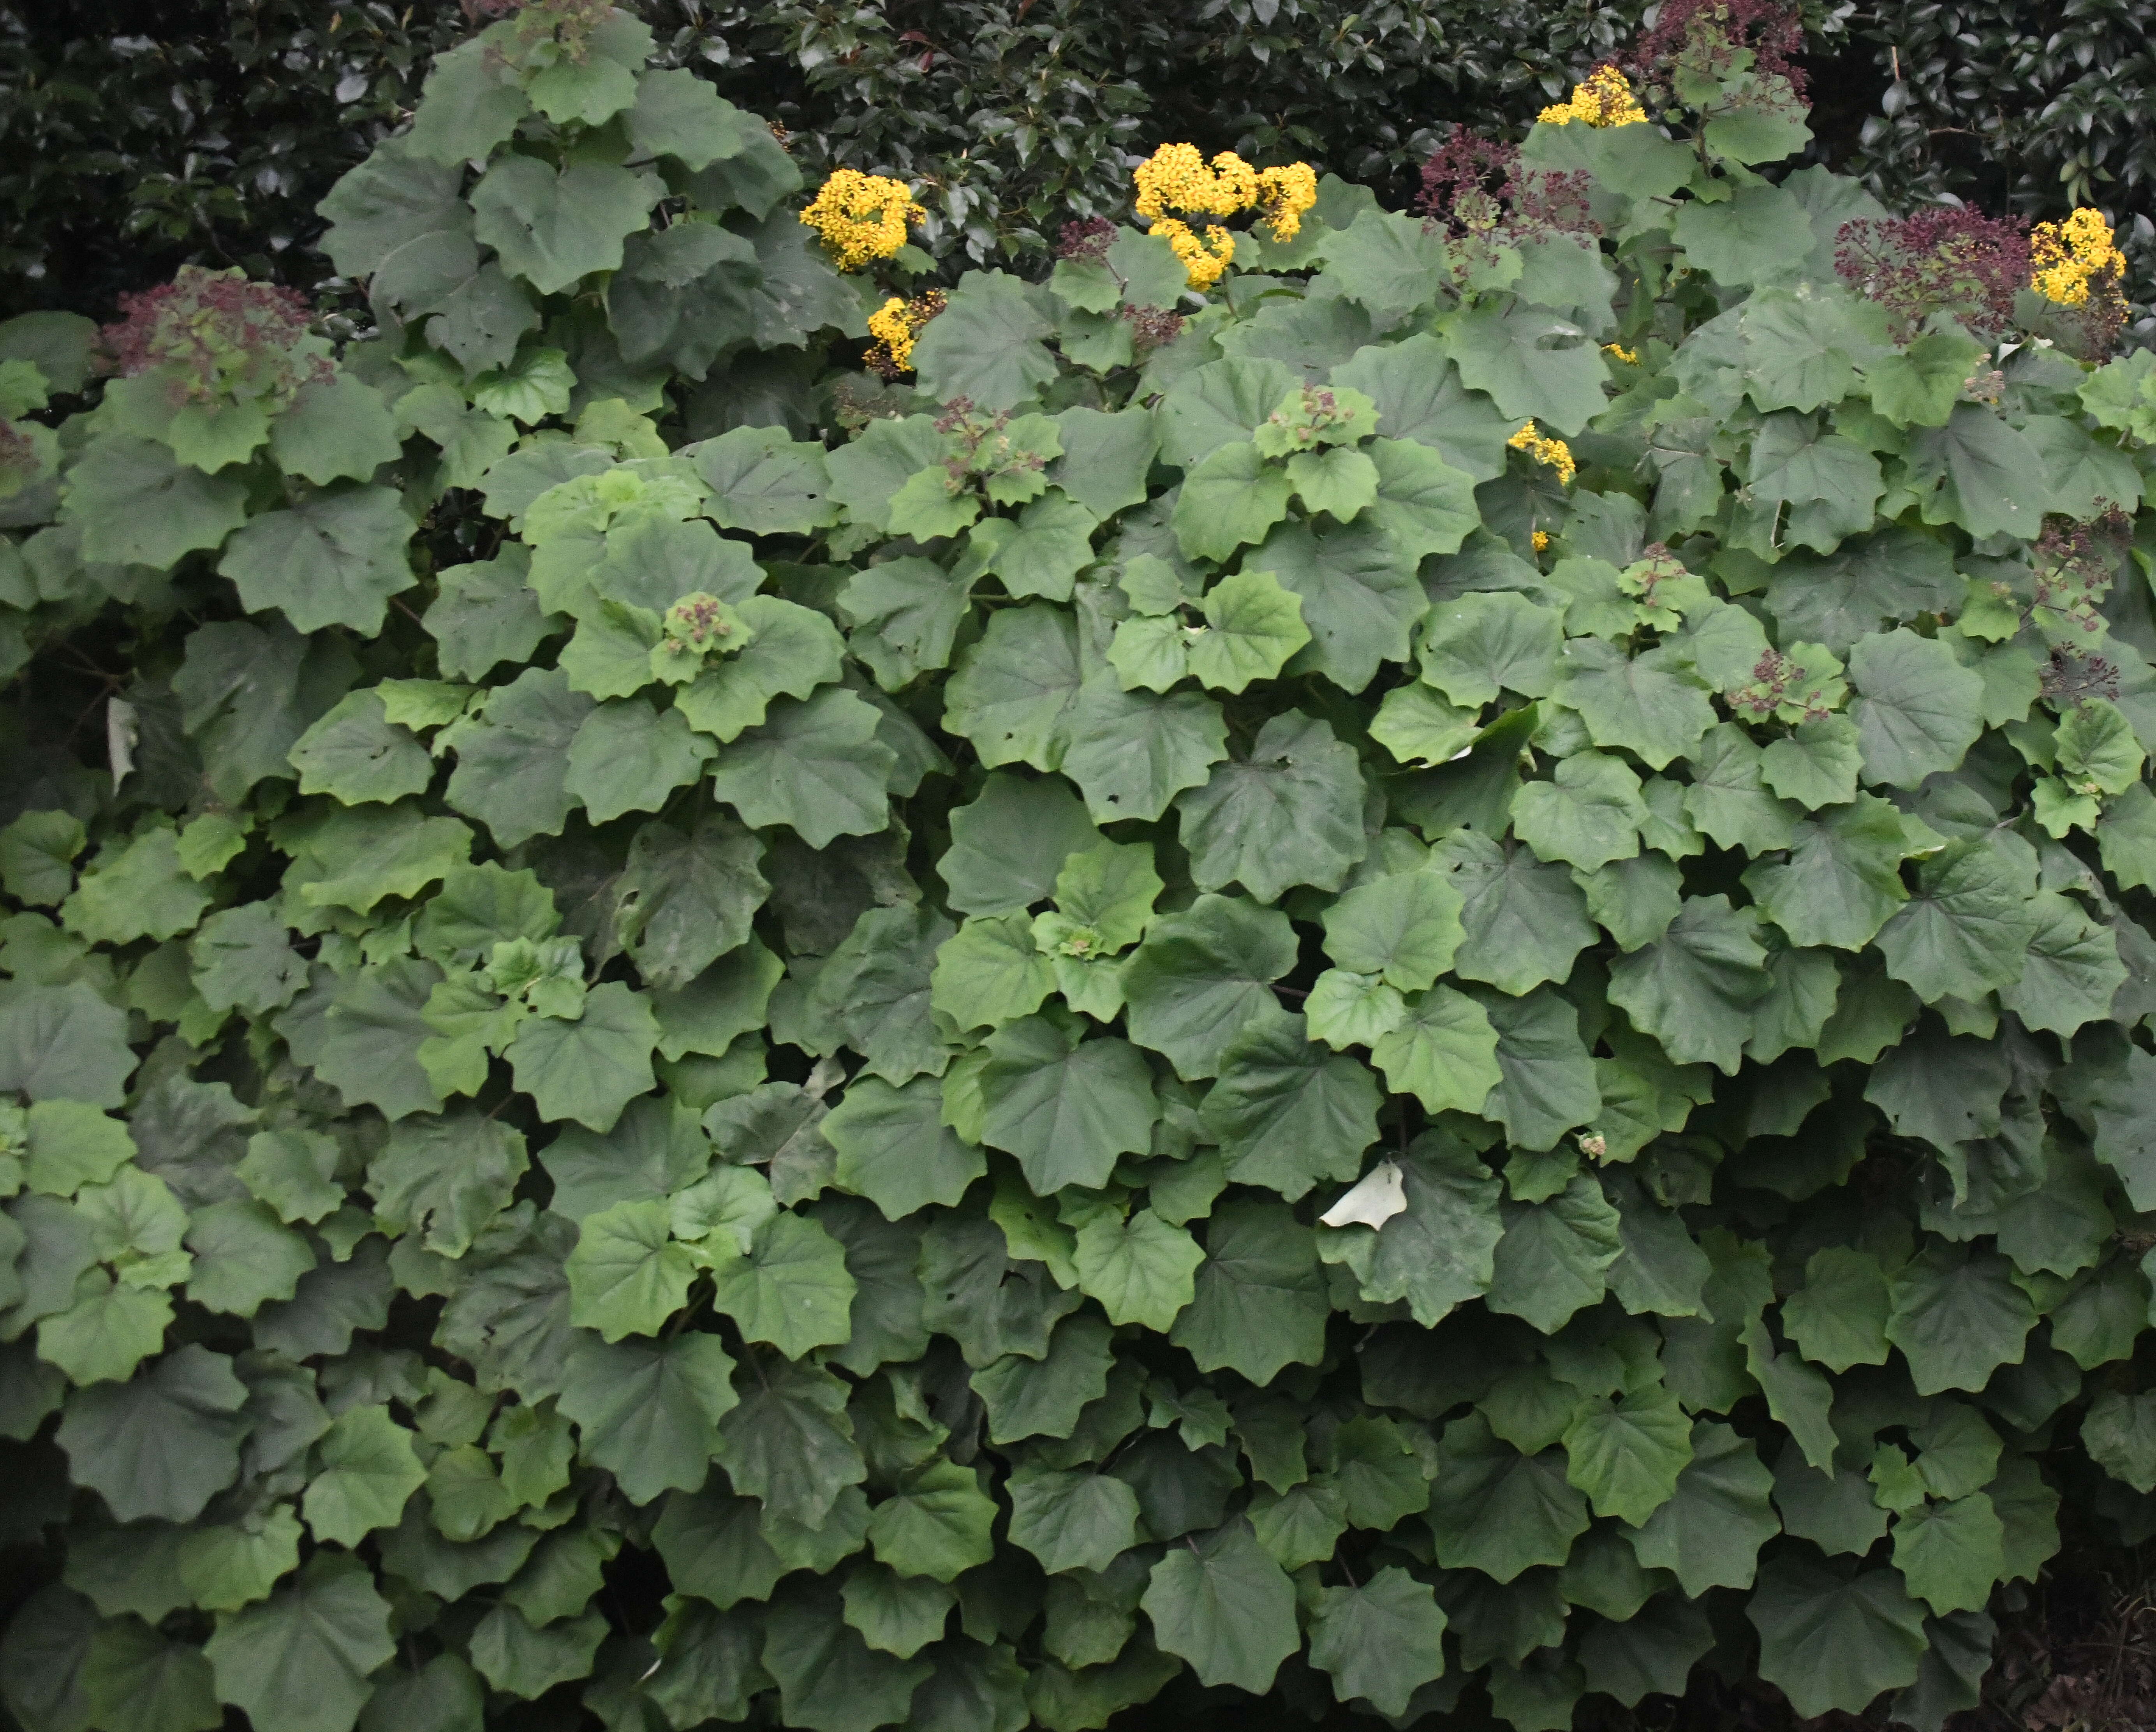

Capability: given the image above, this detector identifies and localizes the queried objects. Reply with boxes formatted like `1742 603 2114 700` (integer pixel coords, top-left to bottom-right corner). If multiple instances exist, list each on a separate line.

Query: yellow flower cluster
1508 421 1577 485
1131 144 1317 291
799 170 925 270
1255 162 1319 244
864 290 945 377
1159 222 1239 292
1134 143 1254 221
2030 207 2126 307
1602 342 1640 364
1538 64 1647 128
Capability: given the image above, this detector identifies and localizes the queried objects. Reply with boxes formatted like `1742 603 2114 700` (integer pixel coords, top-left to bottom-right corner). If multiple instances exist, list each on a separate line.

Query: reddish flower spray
99 265 328 409
1629 0 1809 98
1833 210 2032 339
1056 218 1117 266
1418 129 1598 245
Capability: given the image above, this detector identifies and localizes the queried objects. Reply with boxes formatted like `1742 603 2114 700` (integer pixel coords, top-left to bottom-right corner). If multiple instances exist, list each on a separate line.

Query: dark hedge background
3 0 2151 328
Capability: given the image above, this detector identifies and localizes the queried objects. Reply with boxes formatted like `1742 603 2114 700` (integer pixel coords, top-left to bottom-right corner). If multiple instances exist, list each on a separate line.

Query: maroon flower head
1418 127 1599 245
463 0 616 62
2031 505 2133 638
1120 304 1185 357
2041 646 2120 706
1630 0 1808 98
1057 218 1118 265
1833 210 2033 339
1419 131 1518 234
0 421 39 481
99 265 327 408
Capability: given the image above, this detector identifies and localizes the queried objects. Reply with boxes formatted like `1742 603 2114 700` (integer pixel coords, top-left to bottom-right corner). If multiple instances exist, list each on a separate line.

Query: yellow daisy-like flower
863 290 946 377
1538 64 1647 128
867 298 914 369
2029 207 2126 307
1133 143 1315 290
800 169 926 271
1160 222 1239 291
1134 143 1251 220
1509 421 1577 486
1256 162 1319 243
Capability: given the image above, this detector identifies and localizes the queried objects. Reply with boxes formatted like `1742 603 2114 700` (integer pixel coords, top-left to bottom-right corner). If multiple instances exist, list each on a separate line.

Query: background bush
3 0 2153 318
1843 0 2156 294
0 0 461 310
2 2 2156 1730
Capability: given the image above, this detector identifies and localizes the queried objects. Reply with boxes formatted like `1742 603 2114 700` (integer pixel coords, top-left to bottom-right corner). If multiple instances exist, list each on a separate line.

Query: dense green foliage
5 0 2154 316
4 5 2156 1732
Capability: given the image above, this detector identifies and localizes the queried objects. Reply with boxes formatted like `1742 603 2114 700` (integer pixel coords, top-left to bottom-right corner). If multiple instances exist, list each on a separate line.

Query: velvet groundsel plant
2 5 2156 1732
1834 203 2132 357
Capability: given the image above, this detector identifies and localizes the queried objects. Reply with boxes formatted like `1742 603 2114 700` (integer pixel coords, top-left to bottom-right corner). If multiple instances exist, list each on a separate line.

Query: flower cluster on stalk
465 0 616 64
2032 507 2133 638
0 423 40 492
2030 208 2126 307
1833 210 2033 339
800 170 926 270
1507 421 1577 486
1628 0 1809 99
1536 64 1647 128
1056 218 1117 266
1417 131 1598 246
1120 305 1185 358
1131 144 1316 291
99 264 327 410
864 291 946 379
